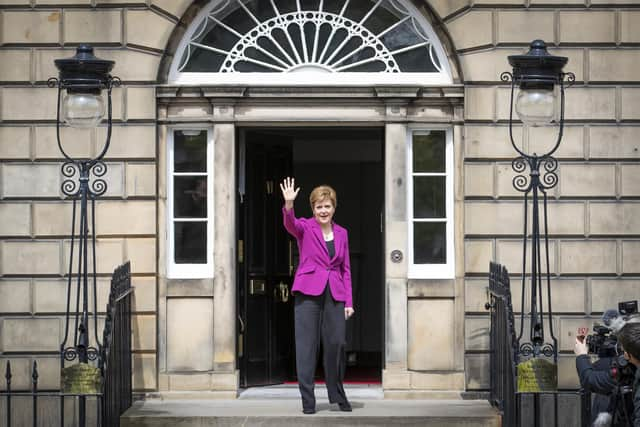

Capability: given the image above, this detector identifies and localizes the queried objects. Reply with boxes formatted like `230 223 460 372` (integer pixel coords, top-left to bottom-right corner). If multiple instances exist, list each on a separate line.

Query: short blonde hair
309 185 337 211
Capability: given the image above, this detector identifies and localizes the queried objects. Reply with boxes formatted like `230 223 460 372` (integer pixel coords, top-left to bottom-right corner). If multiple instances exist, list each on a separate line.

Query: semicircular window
170 0 451 85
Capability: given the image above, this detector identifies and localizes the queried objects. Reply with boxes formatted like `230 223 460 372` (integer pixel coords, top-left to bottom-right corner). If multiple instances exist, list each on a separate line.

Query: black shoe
338 401 352 412
303 408 316 414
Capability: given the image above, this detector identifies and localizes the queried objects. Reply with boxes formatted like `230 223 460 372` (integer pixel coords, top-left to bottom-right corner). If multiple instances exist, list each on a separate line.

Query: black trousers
294 285 348 410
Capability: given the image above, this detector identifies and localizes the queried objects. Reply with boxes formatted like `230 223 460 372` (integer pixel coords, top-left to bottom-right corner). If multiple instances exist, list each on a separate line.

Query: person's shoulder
333 223 348 234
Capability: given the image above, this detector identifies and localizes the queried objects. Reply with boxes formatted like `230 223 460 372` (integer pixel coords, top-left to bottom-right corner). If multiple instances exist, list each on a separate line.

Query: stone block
497 239 557 275
465 240 493 273
464 87 494 121
34 126 92 159
96 201 155 235
565 88 616 121
168 373 211 391
409 371 464 390
1 87 58 121
1 240 61 275
591 279 640 313
2 11 60 44
96 49 161 82
167 298 214 371
385 123 407 221
590 50 640 82
465 201 519 235
33 202 82 236
132 314 156 351
63 239 123 275
467 201 585 236
63 10 122 44
465 354 489 389
126 163 156 197
382 369 411 389
464 279 489 313
126 10 174 50
0 126 30 159
131 277 156 312
133 353 156 390
152 0 192 19
34 48 72 83
1 318 60 352
559 164 616 197
621 88 640 121
498 11 554 44
1 163 61 198
385 279 407 366
508 278 585 314
408 279 455 298
465 316 490 351
427 0 469 20
589 202 640 235
33 357 61 390
0 49 31 82
464 124 521 159
211 372 238 391
495 163 526 197
621 11 640 43
558 355 579 389
559 11 615 44
0 203 31 236
446 10 493 51
464 164 494 197
622 165 640 196
0 280 31 313
126 87 156 120
590 126 640 159
126 238 156 274
459 48 521 82
559 316 597 351
0 358 31 391
33 279 77 313
622 241 640 274
529 125 584 159
408 299 454 370
98 125 155 158
559 240 617 275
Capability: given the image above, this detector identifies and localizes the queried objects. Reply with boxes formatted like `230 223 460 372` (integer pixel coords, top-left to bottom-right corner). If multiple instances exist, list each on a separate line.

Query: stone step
121 398 501 427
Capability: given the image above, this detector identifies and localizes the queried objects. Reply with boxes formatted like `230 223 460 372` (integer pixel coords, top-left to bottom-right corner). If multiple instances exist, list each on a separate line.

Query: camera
586 300 639 357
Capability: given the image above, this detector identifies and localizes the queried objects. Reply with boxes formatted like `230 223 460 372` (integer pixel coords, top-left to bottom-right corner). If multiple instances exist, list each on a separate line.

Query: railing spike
32 360 39 389
5 360 11 385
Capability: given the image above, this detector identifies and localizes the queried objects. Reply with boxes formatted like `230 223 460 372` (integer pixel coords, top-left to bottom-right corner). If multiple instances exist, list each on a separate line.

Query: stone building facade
0 0 639 399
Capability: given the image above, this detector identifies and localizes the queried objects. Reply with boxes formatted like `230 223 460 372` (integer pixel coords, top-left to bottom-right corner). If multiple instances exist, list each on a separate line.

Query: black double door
238 132 296 387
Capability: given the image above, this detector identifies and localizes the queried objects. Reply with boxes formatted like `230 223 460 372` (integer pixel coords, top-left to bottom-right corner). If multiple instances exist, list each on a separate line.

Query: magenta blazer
282 207 353 308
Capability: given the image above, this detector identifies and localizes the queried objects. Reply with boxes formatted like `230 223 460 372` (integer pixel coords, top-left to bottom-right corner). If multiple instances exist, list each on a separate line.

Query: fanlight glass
174 0 447 76
62 93 105 128
515 88 556 127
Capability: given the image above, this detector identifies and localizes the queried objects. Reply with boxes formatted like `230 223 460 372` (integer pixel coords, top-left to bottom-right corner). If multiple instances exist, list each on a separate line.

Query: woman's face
313 197 335 226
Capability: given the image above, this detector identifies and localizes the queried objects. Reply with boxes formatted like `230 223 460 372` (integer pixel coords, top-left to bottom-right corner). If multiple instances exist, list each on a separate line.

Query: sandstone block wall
0 0 191 392
428 0 640 390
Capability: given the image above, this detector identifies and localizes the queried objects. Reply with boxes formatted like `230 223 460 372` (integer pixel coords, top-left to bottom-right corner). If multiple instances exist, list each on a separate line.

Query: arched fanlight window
169 0 452 85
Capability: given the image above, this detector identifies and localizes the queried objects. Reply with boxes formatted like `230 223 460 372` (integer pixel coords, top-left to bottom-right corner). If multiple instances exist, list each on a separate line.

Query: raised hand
280 177 300 209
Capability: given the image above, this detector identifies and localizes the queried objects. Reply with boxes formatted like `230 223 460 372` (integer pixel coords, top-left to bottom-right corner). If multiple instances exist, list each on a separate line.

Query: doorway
237 127 384 388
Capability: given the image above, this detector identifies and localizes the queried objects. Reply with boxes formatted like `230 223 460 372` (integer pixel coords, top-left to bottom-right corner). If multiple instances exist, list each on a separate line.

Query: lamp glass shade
515 88 556 126
62 93 105 128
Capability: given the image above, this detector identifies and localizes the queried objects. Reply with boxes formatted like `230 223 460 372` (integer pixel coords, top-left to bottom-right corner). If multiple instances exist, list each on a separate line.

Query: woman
280 177 355 414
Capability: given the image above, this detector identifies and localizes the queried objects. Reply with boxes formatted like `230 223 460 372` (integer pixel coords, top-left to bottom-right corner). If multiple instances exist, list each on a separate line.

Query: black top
325 239 335 259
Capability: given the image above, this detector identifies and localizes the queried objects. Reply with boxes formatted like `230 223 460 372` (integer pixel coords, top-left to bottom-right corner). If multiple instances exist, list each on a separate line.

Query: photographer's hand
574 337 588 356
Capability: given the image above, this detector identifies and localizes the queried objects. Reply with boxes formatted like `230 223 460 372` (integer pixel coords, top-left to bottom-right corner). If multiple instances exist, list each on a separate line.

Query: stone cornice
156 85 464 103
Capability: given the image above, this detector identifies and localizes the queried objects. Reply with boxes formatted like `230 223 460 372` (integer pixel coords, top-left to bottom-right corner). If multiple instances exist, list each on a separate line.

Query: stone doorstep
120 399 501 427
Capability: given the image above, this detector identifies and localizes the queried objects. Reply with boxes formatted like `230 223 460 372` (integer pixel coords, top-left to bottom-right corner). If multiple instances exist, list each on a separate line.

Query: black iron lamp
48 45 120 366
501 40 574 365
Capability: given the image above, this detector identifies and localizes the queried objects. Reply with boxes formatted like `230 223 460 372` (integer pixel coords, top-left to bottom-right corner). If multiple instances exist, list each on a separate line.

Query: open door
238 130 295 387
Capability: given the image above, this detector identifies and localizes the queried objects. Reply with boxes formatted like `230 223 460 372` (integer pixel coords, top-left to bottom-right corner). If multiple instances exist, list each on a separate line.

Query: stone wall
425 1 640 390
0 0 192 392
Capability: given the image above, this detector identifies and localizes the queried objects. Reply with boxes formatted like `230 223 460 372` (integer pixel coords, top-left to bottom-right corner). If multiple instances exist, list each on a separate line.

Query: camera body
586 300 638 358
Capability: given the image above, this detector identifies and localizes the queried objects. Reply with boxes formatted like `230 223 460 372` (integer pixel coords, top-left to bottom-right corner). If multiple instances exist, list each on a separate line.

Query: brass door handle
274 281 289 303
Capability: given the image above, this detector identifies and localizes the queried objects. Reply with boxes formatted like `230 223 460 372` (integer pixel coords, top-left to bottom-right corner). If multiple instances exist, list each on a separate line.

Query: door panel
240 131 294 387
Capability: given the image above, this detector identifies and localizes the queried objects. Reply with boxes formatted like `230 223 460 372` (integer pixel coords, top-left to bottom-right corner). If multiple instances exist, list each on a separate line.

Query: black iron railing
1 261 132 427
486 261 591 427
